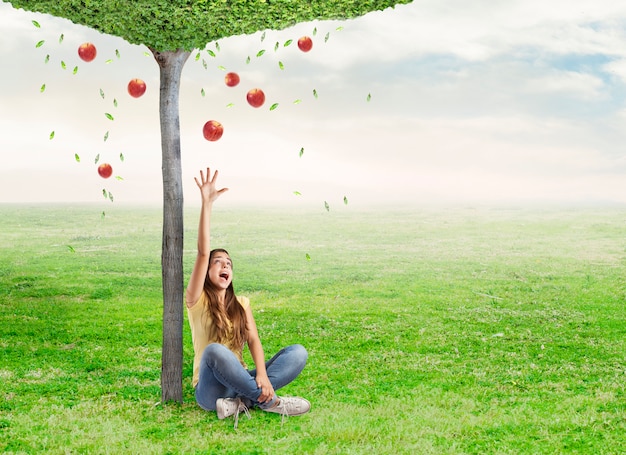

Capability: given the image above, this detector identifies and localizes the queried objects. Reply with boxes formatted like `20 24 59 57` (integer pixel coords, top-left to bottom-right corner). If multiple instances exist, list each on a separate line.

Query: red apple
128 78 147 98
297 36 313 52
78 42 97 62
98 163 113 179
203 120 224 141
224 72 240 87
246 88 265 108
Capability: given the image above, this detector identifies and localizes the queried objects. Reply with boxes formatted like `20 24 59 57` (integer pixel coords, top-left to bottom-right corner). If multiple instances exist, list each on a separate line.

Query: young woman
186 167 310 428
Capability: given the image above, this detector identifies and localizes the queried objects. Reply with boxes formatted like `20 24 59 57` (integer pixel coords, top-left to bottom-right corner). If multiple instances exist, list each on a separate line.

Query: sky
1 0 626 208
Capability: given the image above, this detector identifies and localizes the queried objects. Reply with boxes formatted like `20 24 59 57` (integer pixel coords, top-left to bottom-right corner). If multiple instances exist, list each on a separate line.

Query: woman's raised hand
194 167 228 204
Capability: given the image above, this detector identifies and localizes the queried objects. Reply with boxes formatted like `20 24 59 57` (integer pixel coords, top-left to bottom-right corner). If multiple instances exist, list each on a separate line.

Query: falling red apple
203 120 224 141
224 72 240 87
246 88 265 108
78 42 97 62
128 78 147 98
98 163 113 179
297 36 313 52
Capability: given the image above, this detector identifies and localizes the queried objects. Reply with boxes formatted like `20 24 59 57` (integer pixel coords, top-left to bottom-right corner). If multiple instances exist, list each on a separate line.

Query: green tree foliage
5 0 412 51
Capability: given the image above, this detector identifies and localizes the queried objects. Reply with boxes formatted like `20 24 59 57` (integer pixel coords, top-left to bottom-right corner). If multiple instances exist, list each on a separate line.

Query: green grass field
0 203 624 454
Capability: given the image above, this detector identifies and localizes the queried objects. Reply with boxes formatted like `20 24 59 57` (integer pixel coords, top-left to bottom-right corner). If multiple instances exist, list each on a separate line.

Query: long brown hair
202 249 247 348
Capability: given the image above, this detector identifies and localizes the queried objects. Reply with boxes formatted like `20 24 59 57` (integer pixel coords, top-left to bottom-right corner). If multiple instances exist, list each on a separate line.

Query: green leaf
261 31 266 42
344 196 348 205
32 20 41 28
293 99 302 104
325 32 330 43
299 147 304 157
226 103 235 108
100 89 105 99
113 98 118 108
313 89 318 99
143 51 151 57
294 191 302 196
201 88 206 97
44 54 50 64
278 61 284 70
274 41 279 51
60 61 66 70
40 84 46 93
95 154 100 164
75 153 80 162
105 59 113 64
67 245 75 253
336 26 344 32
49 131 55 140
119 153 125 162
313 27 318 36
202 59 207 70
59 34 64 43
105 113 114 121
367 93 372 102
102 189 107 198
284 39 293 47
256 49 266 57
269 103 279 111
218 65 226 71
101 211 106 219
305 253 311 261
115 176 124 181
35 40 45 48
72 66 78 75
195 52 200 61
207 49 216 57
108 192 114 202
215 42 220 52
103 131 109 142
246 56 251 64
115 49 120 58
324 201 330 212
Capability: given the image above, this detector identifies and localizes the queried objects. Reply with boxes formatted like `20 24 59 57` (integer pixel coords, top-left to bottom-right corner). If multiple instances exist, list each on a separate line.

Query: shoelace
233 402 251 429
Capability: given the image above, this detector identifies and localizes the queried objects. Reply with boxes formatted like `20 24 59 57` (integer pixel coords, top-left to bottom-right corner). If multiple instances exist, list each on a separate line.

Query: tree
3 0 413 403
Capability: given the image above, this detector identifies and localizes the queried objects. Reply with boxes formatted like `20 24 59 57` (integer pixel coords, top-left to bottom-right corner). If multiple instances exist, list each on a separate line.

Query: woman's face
208 251 233 290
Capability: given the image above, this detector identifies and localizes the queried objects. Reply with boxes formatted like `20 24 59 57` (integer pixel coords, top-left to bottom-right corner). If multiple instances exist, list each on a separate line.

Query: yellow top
187 293 250 387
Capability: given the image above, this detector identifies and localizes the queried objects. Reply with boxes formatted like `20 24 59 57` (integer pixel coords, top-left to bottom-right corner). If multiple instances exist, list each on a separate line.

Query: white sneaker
263 396 311 424
216 397 251 429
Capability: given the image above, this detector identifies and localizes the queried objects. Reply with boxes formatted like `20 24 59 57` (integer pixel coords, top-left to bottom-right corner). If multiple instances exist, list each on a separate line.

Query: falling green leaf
261 31 266 42
101 211 106 219
95 154 100 164
100 89 105 99
246 56 251 64
40 84 46 93
105 59 113 64
278 61 285 70
366 93 372 102
32 20 41 28
313 27 318 36
284 39 293 47
269 103 279 111
72 66 78 75
143 51 151 57
113 98 118 108
299 147 304 158
75 153 80 162
218 65 226 71
119 153 124 162
344 196 348 205
102 189 107 198
67 245 75 253
215 42 221 52
115 176 124 181
201 88 206 97
35 40 45 48
274 41 279 51
202 59 207 70
325 32 330 43
115 49 120 58
336 26 344 32
305 253 311 261
195 52 201 61
313 89 318 99
226 103 235 108
207 49 216 57
49 131 55 140
324 201 330 212
105 113 114 121
294 191 302 196
44 54 50 63
103 131 109 142
60 61 66 70
256 49 266 57
108 192 114 202
293 99 302 105
59 34 64 43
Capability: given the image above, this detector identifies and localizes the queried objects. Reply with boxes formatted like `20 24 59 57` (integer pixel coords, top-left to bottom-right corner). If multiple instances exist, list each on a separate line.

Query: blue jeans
195 343 308 411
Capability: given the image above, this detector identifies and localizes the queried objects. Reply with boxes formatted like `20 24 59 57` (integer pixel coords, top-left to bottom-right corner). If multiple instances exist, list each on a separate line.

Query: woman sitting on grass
186 167 310 428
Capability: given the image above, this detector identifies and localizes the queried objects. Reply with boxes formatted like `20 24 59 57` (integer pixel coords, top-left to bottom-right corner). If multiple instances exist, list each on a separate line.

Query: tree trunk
152 48 191 403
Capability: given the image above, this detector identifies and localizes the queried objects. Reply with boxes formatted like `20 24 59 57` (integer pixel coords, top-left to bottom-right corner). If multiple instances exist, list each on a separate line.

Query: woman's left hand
255 374 275 404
